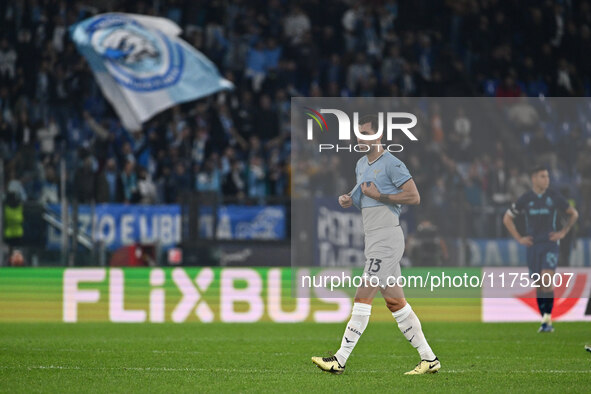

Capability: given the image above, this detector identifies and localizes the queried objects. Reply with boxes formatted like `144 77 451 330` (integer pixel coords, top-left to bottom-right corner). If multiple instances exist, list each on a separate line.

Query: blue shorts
527 242 559 275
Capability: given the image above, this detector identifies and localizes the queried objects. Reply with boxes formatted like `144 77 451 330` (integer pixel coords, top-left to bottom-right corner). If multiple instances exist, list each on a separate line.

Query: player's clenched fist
361 181 381 200
338 194 352 208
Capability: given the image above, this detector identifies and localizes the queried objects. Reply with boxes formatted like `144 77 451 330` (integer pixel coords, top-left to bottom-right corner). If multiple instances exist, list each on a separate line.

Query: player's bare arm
549 206 579 241
360 179 420 205
502 211 533 247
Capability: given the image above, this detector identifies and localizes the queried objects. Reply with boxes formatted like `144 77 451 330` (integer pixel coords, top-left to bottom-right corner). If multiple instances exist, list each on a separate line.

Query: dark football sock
543 290 554 316
536 290 545 316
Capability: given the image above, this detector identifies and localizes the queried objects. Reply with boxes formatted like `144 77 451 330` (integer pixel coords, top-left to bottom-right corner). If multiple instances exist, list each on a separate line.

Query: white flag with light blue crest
70 13 234 131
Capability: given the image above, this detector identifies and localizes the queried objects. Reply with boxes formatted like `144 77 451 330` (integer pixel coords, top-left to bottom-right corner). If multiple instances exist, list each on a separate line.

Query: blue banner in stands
46 204 286 250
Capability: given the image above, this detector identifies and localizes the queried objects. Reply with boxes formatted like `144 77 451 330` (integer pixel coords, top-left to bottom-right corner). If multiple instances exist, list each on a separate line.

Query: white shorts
361 206 404 287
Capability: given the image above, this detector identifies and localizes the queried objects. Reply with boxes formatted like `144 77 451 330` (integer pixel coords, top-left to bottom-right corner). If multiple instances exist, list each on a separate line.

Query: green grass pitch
0 322 589 392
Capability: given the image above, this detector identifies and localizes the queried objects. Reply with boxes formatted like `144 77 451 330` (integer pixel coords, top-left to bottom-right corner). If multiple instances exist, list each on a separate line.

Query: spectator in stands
223 159 246 199
346 53 372 94
171 161 191 202
265 37 282 72
342 3 361 53
7 169 27 202
507 96 539 133
96 158 119 203
254 94 279 142
120 160 138 204
381 46 404 85
157 166 177 204
39 165 59 204
430 103 444 146
449 107 472 161
0 38 17 84
495 76 522 98
555 58 582 96
529 128 557 169
137 166 157 204
3 191 24 261
247 155 266 199
245 40 267 92
196 159 221 193
36 117 60 158
15 110 33 149
507 166 531 201
74 155 96 204
488 158 511 205
283 5 311 46
0 112 12 158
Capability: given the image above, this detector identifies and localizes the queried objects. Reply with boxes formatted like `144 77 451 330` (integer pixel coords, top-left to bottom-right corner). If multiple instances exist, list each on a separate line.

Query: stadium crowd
1 0 590 235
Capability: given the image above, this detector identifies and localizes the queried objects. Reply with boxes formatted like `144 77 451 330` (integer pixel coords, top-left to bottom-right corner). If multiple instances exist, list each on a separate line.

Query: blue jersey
509 188 570 244
350 152 412 216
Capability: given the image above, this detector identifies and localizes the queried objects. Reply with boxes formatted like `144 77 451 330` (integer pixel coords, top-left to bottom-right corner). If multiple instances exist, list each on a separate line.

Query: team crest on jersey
86 14 184 92
373 169 381 178
546 197 553 207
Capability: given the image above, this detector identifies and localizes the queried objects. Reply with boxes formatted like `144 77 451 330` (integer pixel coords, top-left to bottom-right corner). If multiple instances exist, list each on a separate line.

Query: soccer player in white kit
312 115 440 375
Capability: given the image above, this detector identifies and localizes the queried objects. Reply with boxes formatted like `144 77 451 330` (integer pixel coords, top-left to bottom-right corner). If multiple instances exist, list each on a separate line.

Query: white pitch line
351 369 591 374
3 348 584 363
0 366 272 373
0 348 303 356
441 370 591 374
0 366 590 374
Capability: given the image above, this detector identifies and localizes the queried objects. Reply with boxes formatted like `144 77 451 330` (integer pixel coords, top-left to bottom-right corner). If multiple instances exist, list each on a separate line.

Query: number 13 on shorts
365 258 382 274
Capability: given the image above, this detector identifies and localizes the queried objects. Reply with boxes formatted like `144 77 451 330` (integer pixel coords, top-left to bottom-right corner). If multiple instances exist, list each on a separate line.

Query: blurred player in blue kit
311 115 440 375
503 166 579 333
